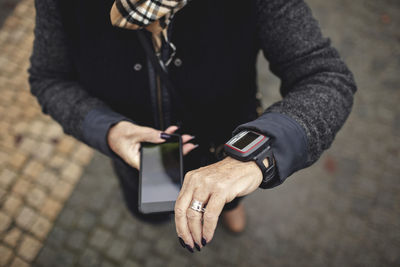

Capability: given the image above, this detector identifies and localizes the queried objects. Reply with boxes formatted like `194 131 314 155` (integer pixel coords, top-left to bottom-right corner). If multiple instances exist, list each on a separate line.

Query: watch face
232 131 260 150
226 130 267 154
225 130 271 160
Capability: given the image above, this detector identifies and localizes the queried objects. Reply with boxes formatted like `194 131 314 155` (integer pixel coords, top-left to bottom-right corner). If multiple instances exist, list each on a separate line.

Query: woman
29 0 356 253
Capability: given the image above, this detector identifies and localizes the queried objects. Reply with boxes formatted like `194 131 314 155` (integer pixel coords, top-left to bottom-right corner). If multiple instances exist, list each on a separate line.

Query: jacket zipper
156 74 164 130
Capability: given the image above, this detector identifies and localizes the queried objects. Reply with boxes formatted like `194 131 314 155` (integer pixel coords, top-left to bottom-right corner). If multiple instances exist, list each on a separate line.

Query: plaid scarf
110 0 189 52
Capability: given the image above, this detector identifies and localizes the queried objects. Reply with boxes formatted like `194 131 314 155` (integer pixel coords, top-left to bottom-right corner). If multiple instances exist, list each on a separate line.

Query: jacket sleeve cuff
82 107 133 159
232 112 308 186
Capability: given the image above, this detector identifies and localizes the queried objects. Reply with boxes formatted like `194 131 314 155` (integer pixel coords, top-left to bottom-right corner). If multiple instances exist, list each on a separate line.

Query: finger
175 179 195 250
164 125 179 134
136 127 165 143
181 134 195 143
202 193 226 244
124 142 141 170
187 189 211 250
182 143 199 156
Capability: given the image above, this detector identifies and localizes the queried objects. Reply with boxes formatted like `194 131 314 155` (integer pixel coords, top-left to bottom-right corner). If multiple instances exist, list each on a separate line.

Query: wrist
107 120 135 153
224 156 267 186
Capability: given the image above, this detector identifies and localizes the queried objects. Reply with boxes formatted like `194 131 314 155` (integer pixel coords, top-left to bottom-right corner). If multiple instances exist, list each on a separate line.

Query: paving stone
72 145 94 165
36 169 58 190
101 260 117 267
106 239 129 262
31 215 52 240
0 185 6 200
18 136 36 153
0 168 17 188
101 208 121 229
26 186 46 209
155 238 177 258
0 211 12 232
43 123 63 139
89 228 112 251
144 257 166 267
57 137 76 155
78 248 100 267
40 197 63 221
56 208 77 228
86 195 108 212
9 257 29 267
51 249 76 267
8 150 28 169
33 141 54 160
167 256 190 267
3 227 23 248
66 230 87 251
22 106 39 120
0 150 8 166
22 159 44 179
11 177 31 196
123 260 141 267
48 154 67 169
35 245 57 267
2 193 23 217
46 226 67 248
76 211 97 231
17 234 42 262
0 244 13 266
51 179 74 202
28 120 46 136
117 220 137 238
139 224 160 240
130 240 151 261
15 206 38 231
0 133 15 150
61 161 83 185
12 121 29 135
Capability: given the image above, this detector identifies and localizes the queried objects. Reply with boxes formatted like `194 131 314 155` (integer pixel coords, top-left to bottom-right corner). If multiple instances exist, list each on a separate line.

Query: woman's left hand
174 156 268 250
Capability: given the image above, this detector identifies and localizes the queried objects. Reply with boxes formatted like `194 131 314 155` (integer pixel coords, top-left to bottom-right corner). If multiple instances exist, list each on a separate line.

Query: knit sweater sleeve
29 0 130 157
234 0 357 184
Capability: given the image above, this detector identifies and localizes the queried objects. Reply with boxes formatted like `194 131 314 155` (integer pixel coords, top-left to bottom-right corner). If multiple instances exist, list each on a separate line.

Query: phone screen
139 136 182 212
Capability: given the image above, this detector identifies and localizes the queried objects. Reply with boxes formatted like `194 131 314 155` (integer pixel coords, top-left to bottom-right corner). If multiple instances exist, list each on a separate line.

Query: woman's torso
60 0 261 143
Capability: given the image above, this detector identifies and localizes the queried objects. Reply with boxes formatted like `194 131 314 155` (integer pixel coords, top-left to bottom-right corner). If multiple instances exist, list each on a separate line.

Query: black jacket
29 0 357 186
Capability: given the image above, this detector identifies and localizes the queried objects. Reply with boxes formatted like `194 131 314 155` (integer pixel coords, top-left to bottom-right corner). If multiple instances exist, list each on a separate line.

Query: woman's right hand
107 121 197 170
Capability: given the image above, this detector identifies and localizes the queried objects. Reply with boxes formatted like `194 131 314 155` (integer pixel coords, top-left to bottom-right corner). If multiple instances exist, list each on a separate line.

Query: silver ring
190 199 205 213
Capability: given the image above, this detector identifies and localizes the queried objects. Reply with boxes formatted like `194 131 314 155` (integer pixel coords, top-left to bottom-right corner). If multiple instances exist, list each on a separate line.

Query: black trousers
112 143 243 224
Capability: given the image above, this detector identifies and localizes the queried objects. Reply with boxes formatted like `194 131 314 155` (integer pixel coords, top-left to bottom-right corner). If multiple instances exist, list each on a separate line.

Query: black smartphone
138 134 184 214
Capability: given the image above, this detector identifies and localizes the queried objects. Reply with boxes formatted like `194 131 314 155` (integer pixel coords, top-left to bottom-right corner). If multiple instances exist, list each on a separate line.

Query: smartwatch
224 130 277 188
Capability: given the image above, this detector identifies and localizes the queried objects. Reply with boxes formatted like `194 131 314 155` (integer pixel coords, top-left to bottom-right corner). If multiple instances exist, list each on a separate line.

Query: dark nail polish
201 238 207 247
178 237 186 249
160 133 171 139
190 135 196 140
194 242 201 251
185 245 194 253
193 144 200 149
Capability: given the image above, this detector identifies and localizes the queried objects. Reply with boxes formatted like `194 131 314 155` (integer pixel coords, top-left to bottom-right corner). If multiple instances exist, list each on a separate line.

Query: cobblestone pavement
0 0 21 28
0 0 399 266
0 1 95 266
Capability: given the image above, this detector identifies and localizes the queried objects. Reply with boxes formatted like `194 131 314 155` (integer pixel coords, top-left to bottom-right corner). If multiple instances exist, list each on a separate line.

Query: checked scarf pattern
110 0 189 53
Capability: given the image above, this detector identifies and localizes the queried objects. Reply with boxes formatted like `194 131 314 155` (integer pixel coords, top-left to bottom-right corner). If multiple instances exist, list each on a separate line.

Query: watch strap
254 147 277 189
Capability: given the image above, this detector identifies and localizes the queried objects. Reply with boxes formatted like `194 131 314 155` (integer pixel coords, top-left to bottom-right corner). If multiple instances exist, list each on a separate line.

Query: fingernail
193 144 199 149
190 135 196 140
201 237 207 247
178 237 186 249
194 242 201 251
160 133 171 139
185 244 194 253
